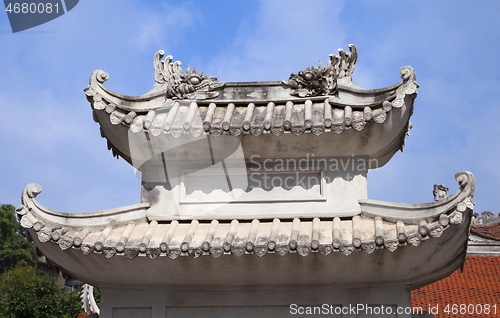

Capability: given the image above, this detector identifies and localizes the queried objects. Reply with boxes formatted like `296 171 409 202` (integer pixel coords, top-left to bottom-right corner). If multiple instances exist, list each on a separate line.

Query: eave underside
18 172 474 289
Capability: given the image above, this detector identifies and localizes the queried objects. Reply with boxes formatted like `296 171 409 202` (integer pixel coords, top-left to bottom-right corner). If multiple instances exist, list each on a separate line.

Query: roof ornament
81 284 100 316
153 50 225 100
472 211 500 226
392 65 419 108
433 184 449 201
283 44 358 97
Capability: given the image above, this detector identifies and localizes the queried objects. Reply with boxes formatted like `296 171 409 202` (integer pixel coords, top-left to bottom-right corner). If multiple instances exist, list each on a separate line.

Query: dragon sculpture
283 44 358 97
153 50 225 100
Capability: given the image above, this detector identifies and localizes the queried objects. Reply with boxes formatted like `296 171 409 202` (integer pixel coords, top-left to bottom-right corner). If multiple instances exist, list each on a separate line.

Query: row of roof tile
84 85 400 138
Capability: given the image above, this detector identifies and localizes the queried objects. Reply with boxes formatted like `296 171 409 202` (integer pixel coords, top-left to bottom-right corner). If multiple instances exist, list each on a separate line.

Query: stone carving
481 211 495 219
33 220 45 232
209 246 223 258
457 197 475 212
439 213 449 227
449 211 463 224
147 247 161 260
392 65 419 108
297 245 311 257
124 247 139 260
83 85 96 97
167 247 180 259
20 214 34 229
92 94 106 111
254 245 268 257
81 284 100 316
433 184 449 201
16 205 27 215
340 244 354 256
351 118 366 131
275 244 290 256
103 247 117 259
450 211 463 224
361 242 376 254
352 237 362 248
372 109 387 124
318 244 333 255
26 183 42 199
38 229 52 243
81 243 94 255
429 224 444 238
384 240 398 252
407 233 422 247
231 245 245 257
283 44 358 97
51 228 66 242
472 211 499 225
153 50 225 100
189 246 203 258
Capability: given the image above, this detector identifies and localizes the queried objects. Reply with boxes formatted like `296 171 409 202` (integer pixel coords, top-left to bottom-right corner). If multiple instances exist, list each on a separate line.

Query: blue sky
0 0 498 215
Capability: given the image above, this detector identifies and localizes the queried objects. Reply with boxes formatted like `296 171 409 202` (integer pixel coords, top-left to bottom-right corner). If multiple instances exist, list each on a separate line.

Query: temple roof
17 172 474 288
468 213 500 256
84 45 418 168
412 256 500 314
471 224 500 241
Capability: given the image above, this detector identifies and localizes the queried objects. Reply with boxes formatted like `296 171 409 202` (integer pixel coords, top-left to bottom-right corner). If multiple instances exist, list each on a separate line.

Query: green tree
0 204 85 317
0 204 37 274
0 265 82 318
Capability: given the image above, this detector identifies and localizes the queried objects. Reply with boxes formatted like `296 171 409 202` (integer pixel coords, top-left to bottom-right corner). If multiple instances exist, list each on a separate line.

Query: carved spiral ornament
94 70 109 84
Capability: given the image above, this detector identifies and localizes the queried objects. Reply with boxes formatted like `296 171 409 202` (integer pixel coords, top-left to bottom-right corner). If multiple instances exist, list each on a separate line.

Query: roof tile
471 224 500 241
412 256 500 317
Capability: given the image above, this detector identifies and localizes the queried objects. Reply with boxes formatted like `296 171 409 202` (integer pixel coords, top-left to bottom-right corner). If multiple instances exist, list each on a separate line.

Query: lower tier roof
17 172 475 289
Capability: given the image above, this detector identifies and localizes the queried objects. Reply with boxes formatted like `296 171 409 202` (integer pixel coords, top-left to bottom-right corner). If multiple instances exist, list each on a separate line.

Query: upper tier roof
84 45 418 168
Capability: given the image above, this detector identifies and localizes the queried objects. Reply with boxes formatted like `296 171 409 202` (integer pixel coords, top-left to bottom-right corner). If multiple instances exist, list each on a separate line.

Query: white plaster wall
101 285 412 318
144 158 368 220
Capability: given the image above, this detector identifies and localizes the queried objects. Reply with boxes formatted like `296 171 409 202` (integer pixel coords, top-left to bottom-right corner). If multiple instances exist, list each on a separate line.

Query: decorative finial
153 50 225 100
283 44 358 97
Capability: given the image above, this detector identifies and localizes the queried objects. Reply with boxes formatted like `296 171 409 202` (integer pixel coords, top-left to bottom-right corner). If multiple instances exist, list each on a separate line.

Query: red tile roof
412 256 500 317
471 224 500 241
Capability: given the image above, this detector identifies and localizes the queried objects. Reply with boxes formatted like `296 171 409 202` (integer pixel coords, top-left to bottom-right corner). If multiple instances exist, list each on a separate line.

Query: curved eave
18 171 473 289
85 68 418 168
360 171 475 224
19 184 149 229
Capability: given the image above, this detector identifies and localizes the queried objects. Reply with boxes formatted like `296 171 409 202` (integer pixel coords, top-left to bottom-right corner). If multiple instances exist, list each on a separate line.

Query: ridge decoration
393 65 419 108
283 44 358 97
153 50 225 100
